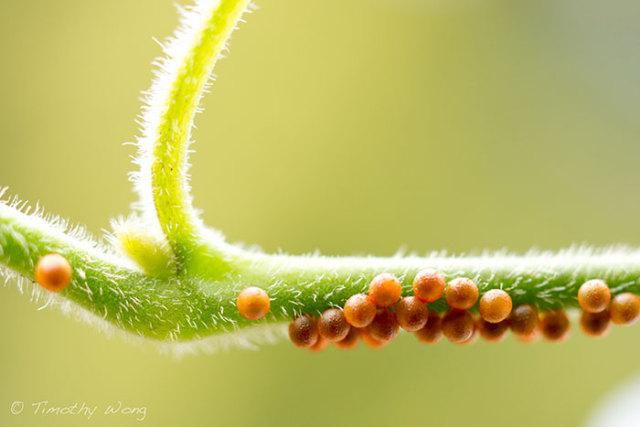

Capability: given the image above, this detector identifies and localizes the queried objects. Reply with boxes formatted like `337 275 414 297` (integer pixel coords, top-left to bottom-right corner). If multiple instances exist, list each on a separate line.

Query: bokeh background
1 0 640 426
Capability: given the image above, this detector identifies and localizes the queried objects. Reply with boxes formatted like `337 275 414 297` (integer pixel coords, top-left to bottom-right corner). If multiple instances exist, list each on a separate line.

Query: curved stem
1 0 638 350
141 0 251 272
2 199 639 342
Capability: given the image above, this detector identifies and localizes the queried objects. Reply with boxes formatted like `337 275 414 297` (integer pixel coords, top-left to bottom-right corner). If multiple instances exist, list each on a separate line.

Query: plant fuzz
1 0 640 355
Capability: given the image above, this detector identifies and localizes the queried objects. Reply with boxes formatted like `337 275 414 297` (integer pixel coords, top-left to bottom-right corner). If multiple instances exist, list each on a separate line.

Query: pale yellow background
1 1 640 426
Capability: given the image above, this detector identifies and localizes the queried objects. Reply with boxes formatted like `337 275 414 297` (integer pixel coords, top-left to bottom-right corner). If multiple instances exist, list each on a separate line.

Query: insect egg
479 289 512 323
578 279 610 314
610 293 640 325
367 310 400 342
35 253 72 292
318 308 351 342
477 318 509 342
236 287 270 320
395 296 429 332
343 293 376 328
412 269 446 303
509 304 539 338
289 315 319 348
539 310 570 342
368 273 403 308
580 310 610 338
445 278 479 310
442 310 475 343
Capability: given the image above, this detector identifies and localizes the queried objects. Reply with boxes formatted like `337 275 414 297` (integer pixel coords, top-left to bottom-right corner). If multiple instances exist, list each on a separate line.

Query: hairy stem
146 0 250 272
0 0 636 350
1 200 639 341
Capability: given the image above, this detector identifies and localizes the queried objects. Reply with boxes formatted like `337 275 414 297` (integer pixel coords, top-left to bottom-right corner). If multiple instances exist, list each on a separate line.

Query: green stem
147 0 250 272
1 0 637 348
1 201 639 342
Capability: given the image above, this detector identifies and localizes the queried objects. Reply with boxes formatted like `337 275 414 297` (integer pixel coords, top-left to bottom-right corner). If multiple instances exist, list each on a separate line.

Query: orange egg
540 310 570 342
368 273 403 308
442 310 474 343
35 253 72 292
318 308 351 342
343 293 376 328
367 310 400 342
477 318 509 342
578 279 610 314
236 287 270 320
479 289 512 323
445 278 479 310
580 310 610 338
509 304 539 338
412 269 446 303
610 293 640 325
395 296 429 332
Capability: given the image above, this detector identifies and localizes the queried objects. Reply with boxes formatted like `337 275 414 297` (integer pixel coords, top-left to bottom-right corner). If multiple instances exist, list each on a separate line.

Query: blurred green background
1 0 640 426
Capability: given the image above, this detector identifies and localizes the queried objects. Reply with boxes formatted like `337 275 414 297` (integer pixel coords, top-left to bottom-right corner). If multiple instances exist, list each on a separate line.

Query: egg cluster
32 253 640 350
233 269 640 351
285 270 516 350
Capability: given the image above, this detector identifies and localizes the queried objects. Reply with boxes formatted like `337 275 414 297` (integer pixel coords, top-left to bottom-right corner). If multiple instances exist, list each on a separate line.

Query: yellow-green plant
1 0 638 353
